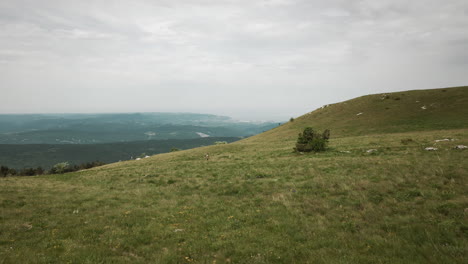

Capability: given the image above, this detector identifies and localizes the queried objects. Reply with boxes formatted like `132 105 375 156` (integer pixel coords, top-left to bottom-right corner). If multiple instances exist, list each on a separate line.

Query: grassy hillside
1 87 467 263
254 86 468 142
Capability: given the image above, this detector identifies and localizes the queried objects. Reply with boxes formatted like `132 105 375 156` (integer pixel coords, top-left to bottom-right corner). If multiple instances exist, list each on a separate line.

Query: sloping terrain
0 87 467 263
253 86 468 142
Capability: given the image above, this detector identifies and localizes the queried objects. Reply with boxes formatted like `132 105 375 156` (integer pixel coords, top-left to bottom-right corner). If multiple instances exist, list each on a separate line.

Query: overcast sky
1 0 467 121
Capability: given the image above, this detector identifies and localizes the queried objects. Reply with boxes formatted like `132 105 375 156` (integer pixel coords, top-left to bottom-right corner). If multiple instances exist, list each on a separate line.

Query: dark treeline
0 137 241 170
0 161 106 177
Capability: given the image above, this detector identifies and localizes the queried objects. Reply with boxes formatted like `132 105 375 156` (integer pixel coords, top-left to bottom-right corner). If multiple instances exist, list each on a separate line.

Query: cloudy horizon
1 0 467 121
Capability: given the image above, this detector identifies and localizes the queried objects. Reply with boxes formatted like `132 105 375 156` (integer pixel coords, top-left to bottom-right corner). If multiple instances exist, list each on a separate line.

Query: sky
1 0 467 121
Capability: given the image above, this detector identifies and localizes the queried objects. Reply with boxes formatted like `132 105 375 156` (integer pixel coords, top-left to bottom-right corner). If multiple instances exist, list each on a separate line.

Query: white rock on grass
425 147 438 151
454 145 467 150
366 149 377 153
421 106 427 110
136 158 141 160
435 139 452 142
356 112 363 116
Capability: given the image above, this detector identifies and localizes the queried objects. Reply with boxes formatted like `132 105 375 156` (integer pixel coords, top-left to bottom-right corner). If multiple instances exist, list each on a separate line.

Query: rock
435 138 452 142
425 147 437 151
380 94 390 100
454 145 467 150
421 106 427 110
340 150 351 153
366 149 377 153
144 155 150 158
356 112 363 116
174 229 184 232
136 158 141 160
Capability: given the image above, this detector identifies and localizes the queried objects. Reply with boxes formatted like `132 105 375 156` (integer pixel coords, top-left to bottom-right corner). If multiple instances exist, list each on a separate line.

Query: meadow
0 87 467 263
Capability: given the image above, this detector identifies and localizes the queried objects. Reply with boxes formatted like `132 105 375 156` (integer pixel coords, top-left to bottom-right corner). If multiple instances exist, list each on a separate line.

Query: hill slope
0 87 467 263
252 86 468 142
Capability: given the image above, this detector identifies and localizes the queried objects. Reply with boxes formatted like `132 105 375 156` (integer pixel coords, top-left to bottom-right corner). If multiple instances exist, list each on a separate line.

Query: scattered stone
340 150 351 153
136 158 141 161
174 229 184 232
425 147 437 151
421 106 427 110
356 112 363 116
366 149 377 153
435 138 452 142
380 94 390 100
454 145 467 150
73 209 79 214
144 155 150 158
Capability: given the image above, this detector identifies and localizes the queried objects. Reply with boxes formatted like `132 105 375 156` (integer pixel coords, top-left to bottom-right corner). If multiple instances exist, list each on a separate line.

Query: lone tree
294 127 330 152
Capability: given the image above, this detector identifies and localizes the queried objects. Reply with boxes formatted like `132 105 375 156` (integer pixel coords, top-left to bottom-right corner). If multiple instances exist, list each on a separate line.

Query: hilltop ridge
249 86 468 143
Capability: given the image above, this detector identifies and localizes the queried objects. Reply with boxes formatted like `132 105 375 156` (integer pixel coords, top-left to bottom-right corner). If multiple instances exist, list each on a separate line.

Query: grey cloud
0 0 467 120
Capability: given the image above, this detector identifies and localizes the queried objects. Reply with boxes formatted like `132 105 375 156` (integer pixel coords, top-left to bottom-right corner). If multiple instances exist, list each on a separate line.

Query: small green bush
50 162 70 174
294 127 330 152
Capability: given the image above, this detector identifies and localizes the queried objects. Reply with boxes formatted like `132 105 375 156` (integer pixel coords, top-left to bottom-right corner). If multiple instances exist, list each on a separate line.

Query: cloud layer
1 0 467 120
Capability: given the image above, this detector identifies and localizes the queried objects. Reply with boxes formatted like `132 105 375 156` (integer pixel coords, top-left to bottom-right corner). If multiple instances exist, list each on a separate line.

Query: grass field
1 87 467 263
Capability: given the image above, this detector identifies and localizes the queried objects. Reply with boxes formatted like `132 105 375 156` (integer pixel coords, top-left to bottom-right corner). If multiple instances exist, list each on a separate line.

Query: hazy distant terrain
0 137 240 169
0 113 279 169
0 113 278 144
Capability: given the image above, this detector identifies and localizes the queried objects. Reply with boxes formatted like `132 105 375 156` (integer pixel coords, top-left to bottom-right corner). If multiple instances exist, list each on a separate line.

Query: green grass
1 87 467 263
257 86 468 141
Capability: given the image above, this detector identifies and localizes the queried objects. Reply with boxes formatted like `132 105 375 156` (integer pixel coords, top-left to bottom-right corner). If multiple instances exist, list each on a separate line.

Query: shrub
50 162 70 174
294 127 330 152
0 165 9 177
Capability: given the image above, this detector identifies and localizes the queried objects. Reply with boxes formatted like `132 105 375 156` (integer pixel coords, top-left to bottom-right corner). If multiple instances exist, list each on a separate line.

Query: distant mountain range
0 113 280 144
